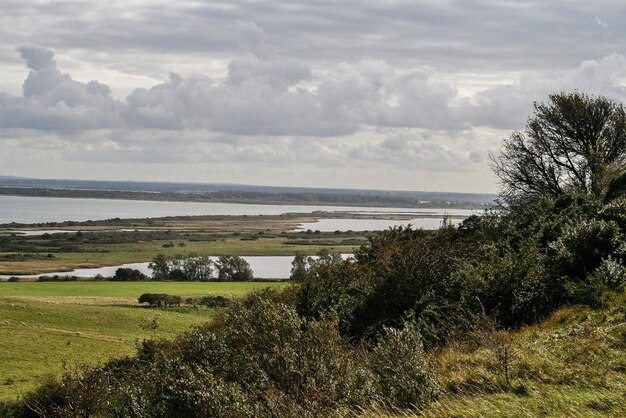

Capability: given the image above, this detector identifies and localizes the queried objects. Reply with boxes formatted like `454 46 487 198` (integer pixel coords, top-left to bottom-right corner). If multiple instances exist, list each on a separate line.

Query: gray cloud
4 47 626 137
0 48 466 135
1 1 625 192
2 1 624 74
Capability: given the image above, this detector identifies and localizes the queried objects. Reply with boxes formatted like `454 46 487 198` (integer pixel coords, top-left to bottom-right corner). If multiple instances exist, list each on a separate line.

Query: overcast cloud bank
1 1 624 192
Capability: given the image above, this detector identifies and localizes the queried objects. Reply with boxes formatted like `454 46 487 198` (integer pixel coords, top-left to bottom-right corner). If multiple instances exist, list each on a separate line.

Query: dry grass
356 294 626 417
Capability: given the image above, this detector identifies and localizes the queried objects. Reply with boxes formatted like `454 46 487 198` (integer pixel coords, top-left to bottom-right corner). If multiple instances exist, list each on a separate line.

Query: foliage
148 254 214 281
368 322 439 408
456 239 553 327
13 91 626 417
548 218 622 281
214 255 254 281
22 365 113 418
289 252 309 282
138 293 183 307
186 295 233 308
148 253 170 280
111 267 148 281
492 92 626 200
36 275 78 282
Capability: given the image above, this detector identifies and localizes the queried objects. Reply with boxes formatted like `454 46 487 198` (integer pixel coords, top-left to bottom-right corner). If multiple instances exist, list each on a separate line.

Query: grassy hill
370 293 626 417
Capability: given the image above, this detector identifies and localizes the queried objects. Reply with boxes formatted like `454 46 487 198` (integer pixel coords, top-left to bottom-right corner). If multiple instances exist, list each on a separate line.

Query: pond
0 255 353 280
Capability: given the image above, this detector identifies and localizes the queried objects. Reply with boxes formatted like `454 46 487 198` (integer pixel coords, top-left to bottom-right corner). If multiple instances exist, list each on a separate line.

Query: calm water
294 217 462 232
0 195 478 224
0 255 352 279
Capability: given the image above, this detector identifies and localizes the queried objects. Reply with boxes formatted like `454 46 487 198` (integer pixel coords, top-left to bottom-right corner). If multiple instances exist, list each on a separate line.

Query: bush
111 267 147 281
111 359 257 418
548 219 622 281
368 322 439 408
348 227 472 344
176 294 377 414
186 295 232 308
21 365 113 418
591 257 626 289
138 293 182 307
456 240 552 328
36 275 79 282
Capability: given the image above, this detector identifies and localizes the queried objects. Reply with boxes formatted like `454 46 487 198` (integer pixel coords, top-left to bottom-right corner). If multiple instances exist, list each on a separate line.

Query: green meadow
0 281 287 400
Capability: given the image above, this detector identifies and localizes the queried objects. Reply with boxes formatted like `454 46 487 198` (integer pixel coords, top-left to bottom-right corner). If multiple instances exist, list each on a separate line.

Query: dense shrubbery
13 292 438 417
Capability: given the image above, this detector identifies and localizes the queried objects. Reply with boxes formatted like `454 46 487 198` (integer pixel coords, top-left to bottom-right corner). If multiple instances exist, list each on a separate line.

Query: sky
1 1 625 193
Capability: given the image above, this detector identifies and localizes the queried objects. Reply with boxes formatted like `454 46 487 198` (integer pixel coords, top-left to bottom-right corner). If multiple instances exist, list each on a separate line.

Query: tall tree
215 255 254 281
290 252 309 282
491 92 626 200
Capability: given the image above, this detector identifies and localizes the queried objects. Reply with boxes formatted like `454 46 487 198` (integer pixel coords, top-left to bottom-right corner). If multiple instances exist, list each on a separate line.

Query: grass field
0 281 287 400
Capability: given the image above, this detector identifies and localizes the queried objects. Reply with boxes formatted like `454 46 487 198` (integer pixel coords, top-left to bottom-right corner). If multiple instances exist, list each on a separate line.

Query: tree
289 252 309 282
313 249 342 266
181 255 213 281
491 92 626 200
148 254 170 280
148 254 214 281
112 268 147 281
215 255 254 281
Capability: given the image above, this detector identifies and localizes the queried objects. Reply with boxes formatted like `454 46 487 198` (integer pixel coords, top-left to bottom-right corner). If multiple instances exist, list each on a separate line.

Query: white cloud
1 0 626 192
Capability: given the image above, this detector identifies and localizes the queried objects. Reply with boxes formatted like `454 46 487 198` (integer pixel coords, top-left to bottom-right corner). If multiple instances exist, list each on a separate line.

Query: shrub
110 359 257 418
22 365 112 418
368 322 439 408
176 294 377 414
296 256 361 335
138 293 182 307
36 275 79 282
592 257 626 289
111 267 147 281
457 240 552 328
548 219 622 281
348 227 471 344
186 295 232 308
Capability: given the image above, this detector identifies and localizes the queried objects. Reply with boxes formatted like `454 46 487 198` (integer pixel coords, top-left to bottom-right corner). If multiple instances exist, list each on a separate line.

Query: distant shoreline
0 186 493 210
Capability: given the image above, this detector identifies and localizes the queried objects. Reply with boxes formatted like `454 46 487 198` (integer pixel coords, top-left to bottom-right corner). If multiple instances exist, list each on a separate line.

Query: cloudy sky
1 0 625 193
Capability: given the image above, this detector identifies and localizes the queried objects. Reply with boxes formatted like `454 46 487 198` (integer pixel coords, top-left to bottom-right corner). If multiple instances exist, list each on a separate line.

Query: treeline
0 212 303 228
0 186 491 209
0 230 219 254
147 254 254 281
107 254 255 282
